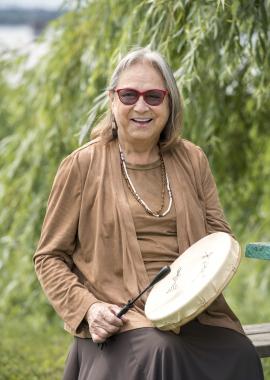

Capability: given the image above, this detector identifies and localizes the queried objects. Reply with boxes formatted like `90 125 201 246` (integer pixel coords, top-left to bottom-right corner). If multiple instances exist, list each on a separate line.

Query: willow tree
0 0 269 333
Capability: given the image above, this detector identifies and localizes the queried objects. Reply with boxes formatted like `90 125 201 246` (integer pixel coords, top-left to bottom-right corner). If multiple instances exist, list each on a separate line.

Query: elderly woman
34 48 263 380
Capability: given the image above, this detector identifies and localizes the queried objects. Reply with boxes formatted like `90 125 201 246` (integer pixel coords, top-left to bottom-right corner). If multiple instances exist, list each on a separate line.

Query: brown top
124 160 179 282
34 138 245 338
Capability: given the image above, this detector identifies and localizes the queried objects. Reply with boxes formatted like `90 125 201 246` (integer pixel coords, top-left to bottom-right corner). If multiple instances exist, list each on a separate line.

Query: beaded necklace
119 144 173 217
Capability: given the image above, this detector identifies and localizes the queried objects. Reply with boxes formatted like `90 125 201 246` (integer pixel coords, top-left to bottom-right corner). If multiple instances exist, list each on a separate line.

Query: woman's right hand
85 302 128 343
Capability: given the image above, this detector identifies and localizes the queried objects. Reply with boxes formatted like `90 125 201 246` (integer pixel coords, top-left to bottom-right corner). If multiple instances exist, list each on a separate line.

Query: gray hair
91 47 183 150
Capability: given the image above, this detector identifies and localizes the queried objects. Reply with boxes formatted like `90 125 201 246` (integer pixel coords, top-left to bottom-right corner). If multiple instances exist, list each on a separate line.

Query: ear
108 90 115 107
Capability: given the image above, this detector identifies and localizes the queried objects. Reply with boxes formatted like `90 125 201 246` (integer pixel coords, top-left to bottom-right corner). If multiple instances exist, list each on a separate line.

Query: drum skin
145 232 241 331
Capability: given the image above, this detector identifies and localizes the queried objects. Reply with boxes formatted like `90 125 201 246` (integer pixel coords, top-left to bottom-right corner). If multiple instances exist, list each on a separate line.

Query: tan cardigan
34 137 244 338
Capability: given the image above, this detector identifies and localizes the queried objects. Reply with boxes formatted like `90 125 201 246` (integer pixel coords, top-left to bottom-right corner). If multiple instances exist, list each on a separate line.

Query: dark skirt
62 320 264 380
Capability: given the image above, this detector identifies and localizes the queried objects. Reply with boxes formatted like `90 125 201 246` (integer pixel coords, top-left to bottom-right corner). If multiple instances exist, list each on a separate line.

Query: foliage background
0 0 269 378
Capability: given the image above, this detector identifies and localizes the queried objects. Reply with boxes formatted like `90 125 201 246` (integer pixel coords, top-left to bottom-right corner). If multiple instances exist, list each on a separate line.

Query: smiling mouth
131 118 153 124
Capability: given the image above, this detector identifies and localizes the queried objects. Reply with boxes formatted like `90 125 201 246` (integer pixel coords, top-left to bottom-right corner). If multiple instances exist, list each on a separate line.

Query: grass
0 317 71 380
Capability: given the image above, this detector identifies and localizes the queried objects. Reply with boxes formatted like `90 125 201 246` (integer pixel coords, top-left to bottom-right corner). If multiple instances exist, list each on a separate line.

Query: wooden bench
244 323 270 358
244 243 270 358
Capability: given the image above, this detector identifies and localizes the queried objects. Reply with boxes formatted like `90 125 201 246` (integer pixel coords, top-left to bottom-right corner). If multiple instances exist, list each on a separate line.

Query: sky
0 0 65 9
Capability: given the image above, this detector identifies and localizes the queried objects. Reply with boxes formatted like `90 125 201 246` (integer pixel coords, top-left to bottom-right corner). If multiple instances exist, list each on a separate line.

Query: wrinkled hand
86 302 128 343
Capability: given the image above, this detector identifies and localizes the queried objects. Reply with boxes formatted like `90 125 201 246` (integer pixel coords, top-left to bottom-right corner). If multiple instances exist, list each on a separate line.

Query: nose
133 95 149 112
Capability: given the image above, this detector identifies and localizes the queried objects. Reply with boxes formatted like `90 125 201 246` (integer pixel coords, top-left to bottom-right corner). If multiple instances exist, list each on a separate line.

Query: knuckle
91 328 107 343
107 325 118 334
100 331 109 339
91 334 101 343
107 315 116 324
89 322 100 334
111 317 122 327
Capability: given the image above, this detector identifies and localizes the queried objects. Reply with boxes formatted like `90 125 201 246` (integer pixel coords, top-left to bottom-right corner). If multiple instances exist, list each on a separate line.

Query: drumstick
117 265 171 318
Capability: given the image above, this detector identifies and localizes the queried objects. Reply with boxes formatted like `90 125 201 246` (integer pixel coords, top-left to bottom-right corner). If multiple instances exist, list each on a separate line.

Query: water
0 25 34 51
0 25 50 87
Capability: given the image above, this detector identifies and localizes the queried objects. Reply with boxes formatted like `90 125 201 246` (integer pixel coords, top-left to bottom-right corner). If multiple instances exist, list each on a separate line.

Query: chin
129 131 155 141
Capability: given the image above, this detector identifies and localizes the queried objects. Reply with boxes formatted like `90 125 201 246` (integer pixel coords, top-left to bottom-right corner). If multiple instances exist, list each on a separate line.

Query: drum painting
145 232 241 330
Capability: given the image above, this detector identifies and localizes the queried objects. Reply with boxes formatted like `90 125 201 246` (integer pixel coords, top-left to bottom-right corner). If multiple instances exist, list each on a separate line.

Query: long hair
91 47 183 151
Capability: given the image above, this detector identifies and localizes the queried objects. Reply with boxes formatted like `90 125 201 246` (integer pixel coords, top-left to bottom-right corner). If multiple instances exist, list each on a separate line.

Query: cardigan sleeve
198 148 234 236
33 153 98 334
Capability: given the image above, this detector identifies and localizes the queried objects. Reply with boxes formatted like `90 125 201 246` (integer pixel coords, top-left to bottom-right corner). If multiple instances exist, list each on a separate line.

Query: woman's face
110 62 170 147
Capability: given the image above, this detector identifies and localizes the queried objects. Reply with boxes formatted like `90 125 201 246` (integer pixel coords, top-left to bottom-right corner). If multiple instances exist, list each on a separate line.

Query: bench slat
244 323 270 335
244 323 270 358
245 243 270 260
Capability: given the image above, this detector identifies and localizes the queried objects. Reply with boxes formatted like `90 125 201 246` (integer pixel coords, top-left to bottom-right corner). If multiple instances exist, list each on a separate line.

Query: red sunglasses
114 88 168 106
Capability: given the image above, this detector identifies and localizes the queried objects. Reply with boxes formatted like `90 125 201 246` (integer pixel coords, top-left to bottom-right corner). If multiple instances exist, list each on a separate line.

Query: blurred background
0 0 269 378
0 0 63 48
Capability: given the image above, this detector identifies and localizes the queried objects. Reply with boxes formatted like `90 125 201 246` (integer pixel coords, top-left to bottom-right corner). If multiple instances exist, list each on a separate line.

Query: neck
118 138 160 165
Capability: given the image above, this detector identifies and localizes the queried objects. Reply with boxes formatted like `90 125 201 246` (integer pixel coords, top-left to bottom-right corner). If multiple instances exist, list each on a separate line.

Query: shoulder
177 138 203 155
171 138 206 163
60 137 105 169
54 137 106 185
68 137 104 161
168 139 211 179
